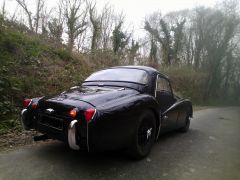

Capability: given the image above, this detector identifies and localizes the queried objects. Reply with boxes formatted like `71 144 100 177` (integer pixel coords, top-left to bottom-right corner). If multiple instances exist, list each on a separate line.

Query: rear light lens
31 103 38 109
23 99 32 108
69 109 77 118
84 108 96 123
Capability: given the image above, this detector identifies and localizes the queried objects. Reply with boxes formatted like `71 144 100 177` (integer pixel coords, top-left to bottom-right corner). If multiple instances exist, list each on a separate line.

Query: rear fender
88 94 160 151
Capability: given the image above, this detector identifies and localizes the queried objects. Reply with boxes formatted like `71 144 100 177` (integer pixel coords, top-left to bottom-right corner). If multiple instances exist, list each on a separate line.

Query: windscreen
85 68 148 84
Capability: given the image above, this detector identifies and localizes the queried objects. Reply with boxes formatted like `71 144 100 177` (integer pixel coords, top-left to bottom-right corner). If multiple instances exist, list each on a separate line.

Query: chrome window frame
155 74 173 97
155 74 160 97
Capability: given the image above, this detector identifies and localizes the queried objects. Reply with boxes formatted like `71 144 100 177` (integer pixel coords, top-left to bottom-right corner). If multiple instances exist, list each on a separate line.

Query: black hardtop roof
110 65 169 79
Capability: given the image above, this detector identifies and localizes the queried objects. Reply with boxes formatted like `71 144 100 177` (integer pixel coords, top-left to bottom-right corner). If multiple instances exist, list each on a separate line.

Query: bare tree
48 4 64 44
16 0 45 33
172 19 186 64
15 0 34 31
10 5 19 22
185 26 194 65
112 20 130 55
76 29 87 52
0 1 6 28
88 1 102 51
35 0 45 33
0 1 6 20
144 12 161 65
101 4 115 50
145 12 187 66
145 19 172 65
63 0 88 52
128 39 140 64
48 18 63 44
159 19 172 65
192 7 209 69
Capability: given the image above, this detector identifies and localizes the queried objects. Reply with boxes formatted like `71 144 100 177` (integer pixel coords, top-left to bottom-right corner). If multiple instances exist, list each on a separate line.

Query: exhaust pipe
33 134 50 141
68 120 80 150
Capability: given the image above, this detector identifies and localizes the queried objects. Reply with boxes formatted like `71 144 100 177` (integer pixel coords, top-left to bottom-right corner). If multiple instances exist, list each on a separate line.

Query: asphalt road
0 107 240 180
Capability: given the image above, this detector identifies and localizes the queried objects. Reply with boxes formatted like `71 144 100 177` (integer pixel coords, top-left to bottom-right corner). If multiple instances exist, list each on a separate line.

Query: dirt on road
0 128 53 152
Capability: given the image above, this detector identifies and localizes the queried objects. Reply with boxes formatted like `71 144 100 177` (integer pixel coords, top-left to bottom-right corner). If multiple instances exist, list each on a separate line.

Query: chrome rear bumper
21 109 81 150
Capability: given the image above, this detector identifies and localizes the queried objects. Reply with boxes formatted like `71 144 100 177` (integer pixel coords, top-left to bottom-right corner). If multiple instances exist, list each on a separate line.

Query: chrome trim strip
156 111 161 140
91 109 97 121
26 99 32 108
39 123 63 131
68 120 80 150
87 109 97 152
155 74 161 140
70 86 80 90
162 99 186 115
155 74 159 98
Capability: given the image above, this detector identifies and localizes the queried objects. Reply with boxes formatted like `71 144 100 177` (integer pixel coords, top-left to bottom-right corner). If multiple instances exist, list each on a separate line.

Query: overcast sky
99 0 217 25
4 0 219 38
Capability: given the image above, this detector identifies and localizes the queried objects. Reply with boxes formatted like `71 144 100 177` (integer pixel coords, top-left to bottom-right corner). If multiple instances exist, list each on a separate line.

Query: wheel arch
186 101 193 117
148 107 161 140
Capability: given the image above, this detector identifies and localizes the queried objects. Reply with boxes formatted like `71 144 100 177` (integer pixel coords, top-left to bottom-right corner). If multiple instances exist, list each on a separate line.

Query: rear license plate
39 114 63 130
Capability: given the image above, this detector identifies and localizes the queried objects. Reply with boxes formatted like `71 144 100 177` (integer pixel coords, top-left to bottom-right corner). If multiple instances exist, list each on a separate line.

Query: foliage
63 0 88 52
112 22 129 55
0 116 20 134
1 0 240 132
53 48 73 61
161 65 208 103
0 19 92 129
145 3 240 103
48 18 63 44
128 40 140 64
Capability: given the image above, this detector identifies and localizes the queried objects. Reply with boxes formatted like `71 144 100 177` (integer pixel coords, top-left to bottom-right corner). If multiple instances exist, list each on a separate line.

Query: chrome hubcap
147 128 152 139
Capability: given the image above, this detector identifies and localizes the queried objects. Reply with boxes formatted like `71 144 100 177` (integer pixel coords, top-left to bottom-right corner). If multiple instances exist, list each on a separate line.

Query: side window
156 77 171 92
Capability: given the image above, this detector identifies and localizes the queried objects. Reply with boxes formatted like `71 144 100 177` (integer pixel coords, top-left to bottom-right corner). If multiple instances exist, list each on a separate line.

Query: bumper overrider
21 109 33 130
20 109 88 151
68 120 80 150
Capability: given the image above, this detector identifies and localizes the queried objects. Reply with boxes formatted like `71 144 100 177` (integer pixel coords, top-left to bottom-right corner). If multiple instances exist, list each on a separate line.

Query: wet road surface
0 107 240 180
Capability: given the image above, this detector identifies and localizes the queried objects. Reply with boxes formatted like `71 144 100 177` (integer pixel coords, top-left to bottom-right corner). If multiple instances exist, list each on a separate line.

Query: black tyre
128 110 156 160
179 114 190 133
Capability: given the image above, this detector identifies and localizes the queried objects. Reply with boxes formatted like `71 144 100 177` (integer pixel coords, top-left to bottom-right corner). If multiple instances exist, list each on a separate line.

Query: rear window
85 68 149 84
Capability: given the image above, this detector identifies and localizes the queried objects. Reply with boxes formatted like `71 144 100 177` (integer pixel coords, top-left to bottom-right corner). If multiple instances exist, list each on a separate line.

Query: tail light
84 108 96 123
31 103 38 109
69 109 77 118
23 99 32 108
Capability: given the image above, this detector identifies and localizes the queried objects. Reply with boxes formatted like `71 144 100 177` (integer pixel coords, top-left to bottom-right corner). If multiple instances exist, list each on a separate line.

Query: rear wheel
128 110 156 160
179 114 190 133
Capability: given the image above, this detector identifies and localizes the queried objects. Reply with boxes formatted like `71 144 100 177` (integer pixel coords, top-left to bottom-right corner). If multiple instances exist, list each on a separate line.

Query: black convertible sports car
21 66 192 159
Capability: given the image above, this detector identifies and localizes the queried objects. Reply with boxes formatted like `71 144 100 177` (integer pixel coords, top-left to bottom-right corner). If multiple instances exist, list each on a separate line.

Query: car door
155 75 178 132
